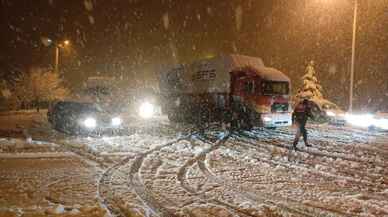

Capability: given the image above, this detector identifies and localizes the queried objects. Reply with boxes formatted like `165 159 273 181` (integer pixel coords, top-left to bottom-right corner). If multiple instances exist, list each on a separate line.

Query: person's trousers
293 121 307 146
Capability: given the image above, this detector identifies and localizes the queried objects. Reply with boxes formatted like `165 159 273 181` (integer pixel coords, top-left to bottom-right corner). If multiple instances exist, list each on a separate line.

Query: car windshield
262 81 289 95
60 102 103 113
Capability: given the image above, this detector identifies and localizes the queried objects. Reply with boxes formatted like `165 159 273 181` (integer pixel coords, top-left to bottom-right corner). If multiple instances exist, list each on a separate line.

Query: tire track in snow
226 137 383 216
31 138 118 216
179 132 341 217
98 134 192 217
197 135 347 217
237 131 387 183
44 126 186 216
98 155 135 217
256 127 388 162
177 132 256 217
126 133 199 217
232 134 383 188
32 125 196 216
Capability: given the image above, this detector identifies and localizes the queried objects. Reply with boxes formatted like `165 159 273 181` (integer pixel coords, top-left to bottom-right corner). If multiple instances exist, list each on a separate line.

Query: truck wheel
230 111 252 131
241 118 253 130
240 110 252 130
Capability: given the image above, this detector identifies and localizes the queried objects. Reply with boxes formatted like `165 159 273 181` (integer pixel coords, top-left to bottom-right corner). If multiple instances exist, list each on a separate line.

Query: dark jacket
293 101 312 123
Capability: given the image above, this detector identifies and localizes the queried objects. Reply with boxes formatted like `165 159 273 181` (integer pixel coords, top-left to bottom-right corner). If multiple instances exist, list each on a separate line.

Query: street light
349 0 358 112
318 0 358 112
54 40 71 74
41 37 70 74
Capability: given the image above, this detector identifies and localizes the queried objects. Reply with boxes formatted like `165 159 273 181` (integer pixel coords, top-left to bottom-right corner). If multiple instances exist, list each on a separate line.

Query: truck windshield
262 81 289 95
322 103 338 110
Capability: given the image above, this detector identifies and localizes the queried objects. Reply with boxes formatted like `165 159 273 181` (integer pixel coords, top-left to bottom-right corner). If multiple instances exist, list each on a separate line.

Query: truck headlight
263 116 272 122
83 117 97 128
139 102 155 119
111 117 122 126
326 111 336 117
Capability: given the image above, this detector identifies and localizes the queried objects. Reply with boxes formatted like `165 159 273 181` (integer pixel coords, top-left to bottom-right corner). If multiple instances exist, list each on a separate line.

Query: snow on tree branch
10 68 70 110
296 61 324 101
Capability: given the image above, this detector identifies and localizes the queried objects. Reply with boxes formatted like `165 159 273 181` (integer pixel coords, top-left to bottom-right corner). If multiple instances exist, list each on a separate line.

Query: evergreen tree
296 61 324 100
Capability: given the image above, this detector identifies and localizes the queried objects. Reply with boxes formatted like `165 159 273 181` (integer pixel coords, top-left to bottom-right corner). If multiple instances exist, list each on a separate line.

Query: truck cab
231 68 292 128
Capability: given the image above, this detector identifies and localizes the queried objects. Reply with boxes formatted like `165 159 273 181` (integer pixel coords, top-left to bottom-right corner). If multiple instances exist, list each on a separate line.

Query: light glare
263 117 272 122
345 113 374 128
84 117 97 128
111 117 122 126
375 119 388 130
139 102 155 119
326 111 336 117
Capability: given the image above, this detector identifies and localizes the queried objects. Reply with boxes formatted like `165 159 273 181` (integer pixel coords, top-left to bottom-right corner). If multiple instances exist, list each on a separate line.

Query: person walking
292 99 312 150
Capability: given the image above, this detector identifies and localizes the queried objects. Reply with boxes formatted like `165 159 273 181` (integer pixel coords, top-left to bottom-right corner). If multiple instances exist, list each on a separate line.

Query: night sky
1 0 388 110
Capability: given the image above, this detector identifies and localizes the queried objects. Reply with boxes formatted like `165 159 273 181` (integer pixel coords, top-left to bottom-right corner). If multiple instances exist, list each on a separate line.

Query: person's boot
305 141 311 147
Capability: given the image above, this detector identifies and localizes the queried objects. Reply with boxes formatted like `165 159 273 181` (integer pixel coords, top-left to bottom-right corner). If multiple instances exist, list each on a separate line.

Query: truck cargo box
160 54 289 95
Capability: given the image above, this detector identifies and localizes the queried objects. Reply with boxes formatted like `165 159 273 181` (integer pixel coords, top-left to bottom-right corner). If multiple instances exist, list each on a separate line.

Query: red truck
159 54 292 128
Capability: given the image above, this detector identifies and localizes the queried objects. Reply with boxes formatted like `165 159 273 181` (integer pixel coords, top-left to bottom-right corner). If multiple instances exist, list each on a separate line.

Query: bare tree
11 68 70 111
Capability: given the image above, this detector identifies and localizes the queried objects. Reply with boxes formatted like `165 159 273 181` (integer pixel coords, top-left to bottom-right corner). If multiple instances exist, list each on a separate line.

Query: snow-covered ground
0 111 387 217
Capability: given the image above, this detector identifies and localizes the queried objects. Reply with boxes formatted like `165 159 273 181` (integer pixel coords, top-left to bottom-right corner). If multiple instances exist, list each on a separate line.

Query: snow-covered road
94 127 387 217
0 150 105 216
0 112 387 217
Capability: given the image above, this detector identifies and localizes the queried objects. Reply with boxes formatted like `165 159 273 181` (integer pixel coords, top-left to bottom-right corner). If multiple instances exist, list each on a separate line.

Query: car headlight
139 102 155 119
375 118 388 130
111 117 122 126
345 113 374 128
83 117 97 128
326 111 336 117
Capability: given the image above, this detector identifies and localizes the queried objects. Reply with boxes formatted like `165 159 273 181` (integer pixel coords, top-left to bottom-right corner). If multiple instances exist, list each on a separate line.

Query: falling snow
162 13 169 30
1 1 388 215
84 0 94 11
235 5 243 32
88 15 95 25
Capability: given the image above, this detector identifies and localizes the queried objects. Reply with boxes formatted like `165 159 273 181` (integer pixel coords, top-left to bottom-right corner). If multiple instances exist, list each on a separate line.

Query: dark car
320 102 346 125
48 101 124 135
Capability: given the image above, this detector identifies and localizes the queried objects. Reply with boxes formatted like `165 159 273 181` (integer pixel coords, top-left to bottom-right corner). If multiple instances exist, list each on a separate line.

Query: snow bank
0 138 59 153
0 152 75 159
